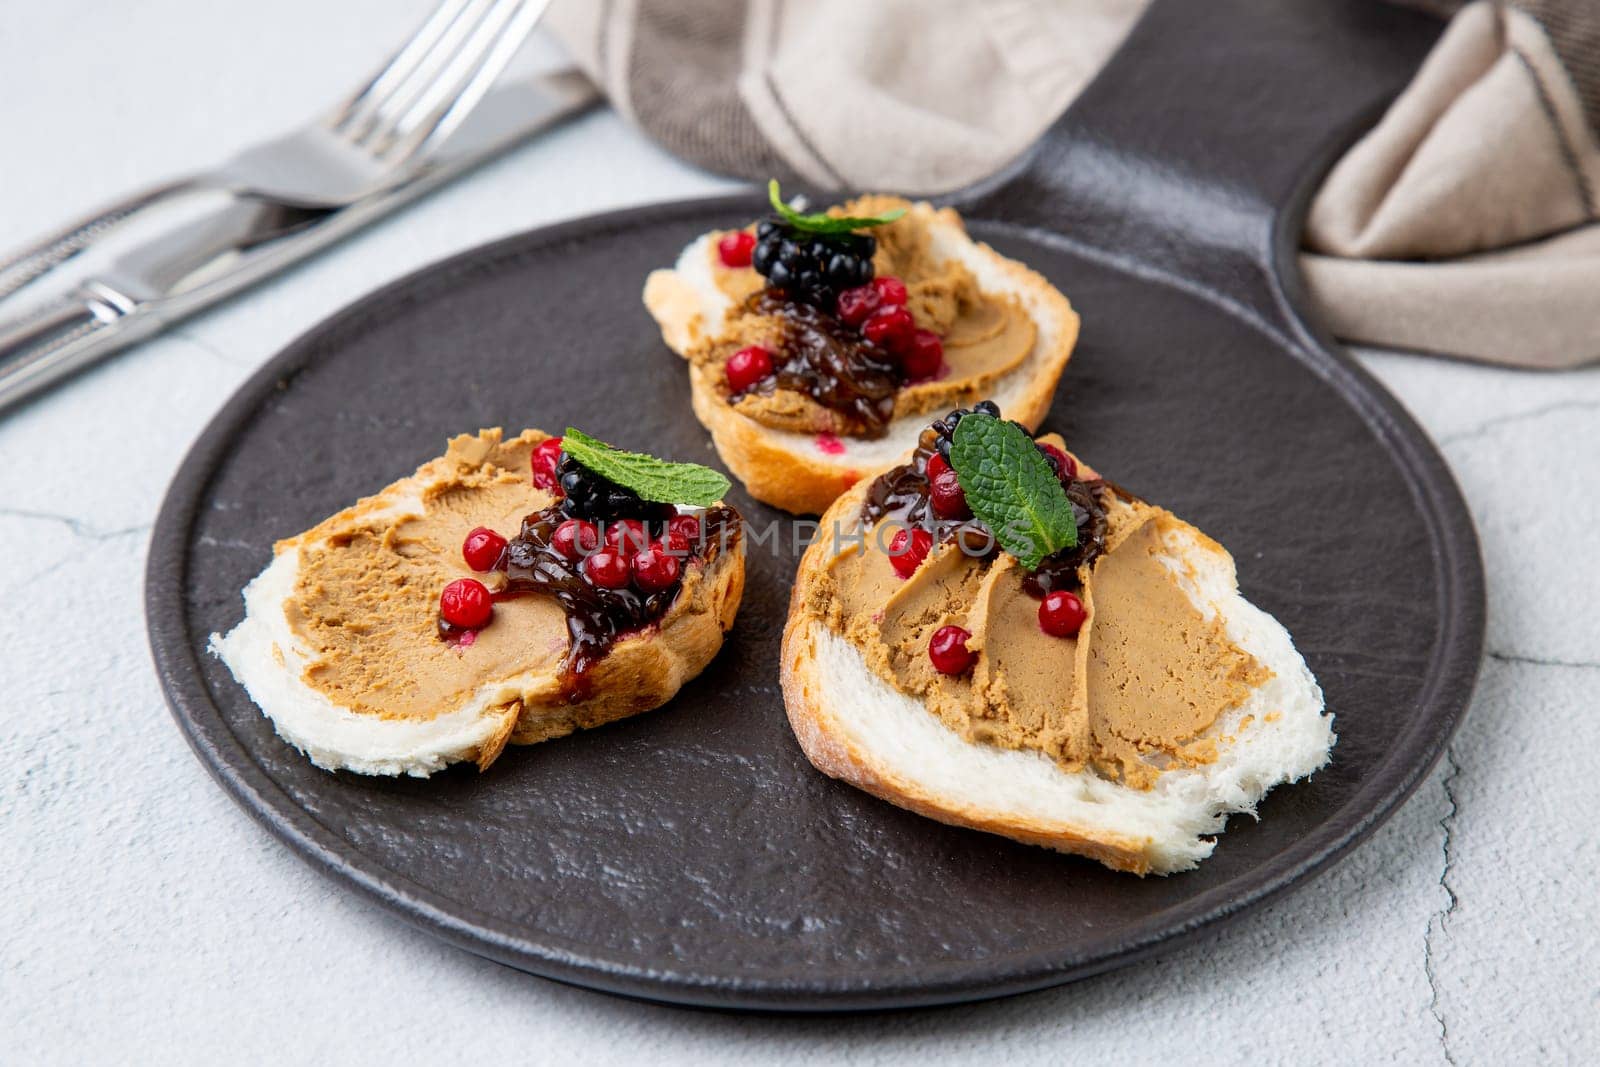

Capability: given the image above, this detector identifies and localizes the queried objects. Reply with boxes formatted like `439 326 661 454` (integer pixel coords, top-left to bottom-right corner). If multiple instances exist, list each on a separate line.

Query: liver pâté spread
283 429 741 716
690 194 1036 438
793 411 1270 788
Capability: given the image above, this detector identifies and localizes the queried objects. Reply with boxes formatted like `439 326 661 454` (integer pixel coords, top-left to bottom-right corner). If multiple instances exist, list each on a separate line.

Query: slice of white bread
644 203 1079 514
780 484 1332 875
210 432 745 777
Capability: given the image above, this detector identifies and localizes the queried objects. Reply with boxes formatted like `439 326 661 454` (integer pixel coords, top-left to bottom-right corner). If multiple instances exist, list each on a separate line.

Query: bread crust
506 543 745 750
780 635 1156 874
645 207 1080 515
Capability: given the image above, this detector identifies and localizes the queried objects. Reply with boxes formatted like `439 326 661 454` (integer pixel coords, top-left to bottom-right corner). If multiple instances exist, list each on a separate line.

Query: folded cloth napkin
543 0 1143 193
1303 1 1600 368
547 0 1600 368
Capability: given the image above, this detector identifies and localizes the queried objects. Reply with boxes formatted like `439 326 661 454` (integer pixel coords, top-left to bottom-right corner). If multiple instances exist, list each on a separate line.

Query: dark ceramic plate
147 0 1481 1011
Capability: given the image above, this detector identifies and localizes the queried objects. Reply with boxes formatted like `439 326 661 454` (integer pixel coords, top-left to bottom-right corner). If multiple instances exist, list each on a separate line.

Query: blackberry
557 454 649 522
752 219 875 308
925 401 1001 459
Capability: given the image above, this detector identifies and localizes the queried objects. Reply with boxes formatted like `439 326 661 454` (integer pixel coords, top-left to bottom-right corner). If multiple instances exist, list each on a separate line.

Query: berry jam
861 431 997 561
1019 478 1110 597
438 502 741 700
741 290 900 437
860 413 1114 591
814 432 846 455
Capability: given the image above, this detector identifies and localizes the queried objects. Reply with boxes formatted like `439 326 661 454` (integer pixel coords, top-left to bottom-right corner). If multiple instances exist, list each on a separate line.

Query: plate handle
955 0 1440 339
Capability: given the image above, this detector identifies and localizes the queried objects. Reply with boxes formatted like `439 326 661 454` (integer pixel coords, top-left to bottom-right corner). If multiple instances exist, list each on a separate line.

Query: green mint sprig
767 179 905 236
948 414 1077 570
561 428 731 507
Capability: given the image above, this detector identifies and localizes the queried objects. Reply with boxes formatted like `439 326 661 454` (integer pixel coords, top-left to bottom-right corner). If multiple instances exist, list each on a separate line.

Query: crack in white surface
1487 649 1600 670
172 327 256 370
0 509 151 597
0 506 150 542
1436 398 1600 447
1424 748 1463 1067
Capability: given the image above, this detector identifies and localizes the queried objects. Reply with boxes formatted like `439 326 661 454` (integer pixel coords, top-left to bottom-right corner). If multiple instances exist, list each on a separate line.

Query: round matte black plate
146 194 1482 1011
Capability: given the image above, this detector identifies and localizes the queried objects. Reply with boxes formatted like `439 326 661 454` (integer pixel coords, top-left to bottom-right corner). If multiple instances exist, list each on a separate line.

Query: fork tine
372 0 549 162
342 0 505 150
332 0 478 135
345 0 502 149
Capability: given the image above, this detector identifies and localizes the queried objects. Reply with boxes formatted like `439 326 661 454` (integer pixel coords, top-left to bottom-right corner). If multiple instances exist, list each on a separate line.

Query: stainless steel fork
216 0 554 206
0 0 574 410
0 0 551 302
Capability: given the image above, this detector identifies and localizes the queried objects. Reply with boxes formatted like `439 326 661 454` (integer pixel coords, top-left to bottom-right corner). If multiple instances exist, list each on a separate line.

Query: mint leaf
561 428 731 507
767 179 905 236
949 414 1077 570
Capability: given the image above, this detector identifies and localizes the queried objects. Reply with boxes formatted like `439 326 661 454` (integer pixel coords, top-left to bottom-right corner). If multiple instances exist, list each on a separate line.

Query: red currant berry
902 329 944 381
928 625 975 675
835 284 881 326
667 513 702 545
461 527 506 572
550 518 599 560
1039 590 1087 637
872 275 908 306
925 451 950 482
929 469 971 520
439 578 493 629
717 230 755 268
888 527 933 579
863 305 915 354
583 550 632 589
531 437 563 490
633 547 682 592
658 530 691 557
604 518 650 558
1037 442 1076 482
725 345 774 394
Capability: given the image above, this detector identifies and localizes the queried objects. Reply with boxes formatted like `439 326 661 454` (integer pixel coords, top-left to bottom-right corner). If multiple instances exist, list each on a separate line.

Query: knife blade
0 68 597 413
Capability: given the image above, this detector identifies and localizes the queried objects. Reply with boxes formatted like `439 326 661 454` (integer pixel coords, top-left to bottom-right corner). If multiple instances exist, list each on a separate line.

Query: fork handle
0 178 195 301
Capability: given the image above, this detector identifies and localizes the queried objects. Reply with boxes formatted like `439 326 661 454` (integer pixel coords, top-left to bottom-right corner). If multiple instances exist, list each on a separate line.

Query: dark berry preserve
439 458 741 699
859 408 1113 591
739 290 901 437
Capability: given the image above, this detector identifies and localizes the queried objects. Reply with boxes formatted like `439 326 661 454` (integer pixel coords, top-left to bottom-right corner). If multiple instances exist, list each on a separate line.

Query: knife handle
0 285 149 411
0 179 194 302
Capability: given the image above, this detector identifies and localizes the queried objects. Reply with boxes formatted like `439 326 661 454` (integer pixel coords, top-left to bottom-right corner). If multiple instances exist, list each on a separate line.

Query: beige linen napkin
544 0 1143 193
1303 1 1600 368
547 0 1600 368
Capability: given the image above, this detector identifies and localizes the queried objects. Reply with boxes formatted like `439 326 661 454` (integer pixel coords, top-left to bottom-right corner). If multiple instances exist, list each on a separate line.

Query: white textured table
3 4 1597 1063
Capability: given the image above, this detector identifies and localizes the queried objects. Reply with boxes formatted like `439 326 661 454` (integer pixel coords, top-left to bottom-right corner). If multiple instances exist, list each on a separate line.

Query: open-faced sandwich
781 405 1332 874
644 182 1079 514
213 427 745 777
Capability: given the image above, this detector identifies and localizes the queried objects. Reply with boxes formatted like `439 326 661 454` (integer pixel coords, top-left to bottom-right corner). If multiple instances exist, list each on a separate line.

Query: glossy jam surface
1020 479 1110 597
439 503 741 699
861 437 1111 591
744 290 900 437
861 440 999 560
